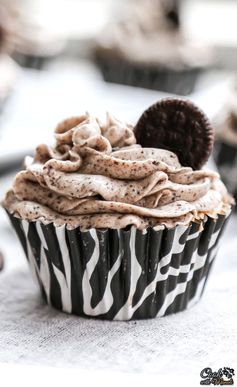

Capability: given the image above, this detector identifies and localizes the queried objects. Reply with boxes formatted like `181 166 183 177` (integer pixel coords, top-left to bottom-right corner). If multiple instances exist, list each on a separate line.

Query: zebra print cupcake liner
214 140 237 203
7 211 230 320
95 55 202 96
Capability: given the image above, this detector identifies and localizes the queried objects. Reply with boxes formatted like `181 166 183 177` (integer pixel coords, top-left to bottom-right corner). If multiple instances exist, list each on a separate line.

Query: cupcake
2 0 66 70
94 0 212 95
0 251 4 272
0 55 19 112
0 3 19 111
2 99 233 320
213 87 237 202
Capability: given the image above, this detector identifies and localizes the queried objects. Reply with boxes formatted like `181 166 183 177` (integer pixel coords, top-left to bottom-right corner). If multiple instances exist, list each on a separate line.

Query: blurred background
0 0 237 174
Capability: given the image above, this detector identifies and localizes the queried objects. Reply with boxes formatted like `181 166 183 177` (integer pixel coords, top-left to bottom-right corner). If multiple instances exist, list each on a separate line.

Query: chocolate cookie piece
0 251 4 271
134 98 214 170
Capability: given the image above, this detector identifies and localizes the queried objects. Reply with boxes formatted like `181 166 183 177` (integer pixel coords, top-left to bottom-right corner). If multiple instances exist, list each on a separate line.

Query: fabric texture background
0 174 236 375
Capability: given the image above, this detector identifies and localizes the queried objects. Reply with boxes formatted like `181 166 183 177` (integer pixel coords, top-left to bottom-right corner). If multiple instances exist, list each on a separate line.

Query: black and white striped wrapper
7 211 230 320
94 54 202 96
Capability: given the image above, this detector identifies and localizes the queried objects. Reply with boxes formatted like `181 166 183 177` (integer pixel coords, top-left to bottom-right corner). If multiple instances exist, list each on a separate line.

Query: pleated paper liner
214 140 237 203
12 52 58 70
7 210 230 320
94 54 202 96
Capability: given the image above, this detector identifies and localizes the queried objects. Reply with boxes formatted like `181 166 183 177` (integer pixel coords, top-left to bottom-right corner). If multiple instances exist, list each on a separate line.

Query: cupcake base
7 210 230 320
214 140 237 203
12 52 55 70
95 54 202 96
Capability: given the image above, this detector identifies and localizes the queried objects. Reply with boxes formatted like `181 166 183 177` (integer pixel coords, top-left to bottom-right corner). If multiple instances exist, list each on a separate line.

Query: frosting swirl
3 113 232 230
95 0 212 68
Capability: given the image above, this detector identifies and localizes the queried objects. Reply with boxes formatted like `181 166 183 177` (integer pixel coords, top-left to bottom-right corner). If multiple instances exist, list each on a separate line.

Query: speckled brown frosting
3 112 233 230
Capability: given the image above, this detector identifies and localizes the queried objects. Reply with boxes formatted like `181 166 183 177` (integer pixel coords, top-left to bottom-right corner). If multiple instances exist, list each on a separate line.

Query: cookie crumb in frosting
2 109 233 230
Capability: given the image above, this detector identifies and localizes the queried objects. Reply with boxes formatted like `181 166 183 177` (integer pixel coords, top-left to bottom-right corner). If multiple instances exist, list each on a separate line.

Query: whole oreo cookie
134 98 214 170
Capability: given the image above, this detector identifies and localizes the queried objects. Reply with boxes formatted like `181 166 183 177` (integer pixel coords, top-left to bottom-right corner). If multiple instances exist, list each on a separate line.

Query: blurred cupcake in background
0 0 66 70
0 250 4 272
0 2 19 113
94 0 212 95
213 85 237 202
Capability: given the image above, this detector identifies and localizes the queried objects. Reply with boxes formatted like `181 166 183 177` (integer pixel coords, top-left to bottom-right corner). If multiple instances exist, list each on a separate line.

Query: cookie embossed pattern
2 98 234 320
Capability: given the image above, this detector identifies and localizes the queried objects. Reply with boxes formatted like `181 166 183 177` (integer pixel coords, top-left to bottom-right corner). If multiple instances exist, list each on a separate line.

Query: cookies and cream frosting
3 113 232 230
95 0 211 68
